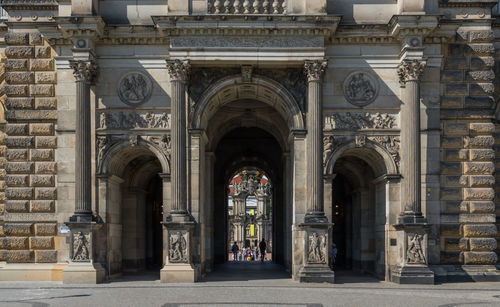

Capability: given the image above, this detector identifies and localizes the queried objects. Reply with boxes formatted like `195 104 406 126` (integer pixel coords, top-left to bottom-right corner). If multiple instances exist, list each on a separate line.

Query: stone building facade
0 0 498 284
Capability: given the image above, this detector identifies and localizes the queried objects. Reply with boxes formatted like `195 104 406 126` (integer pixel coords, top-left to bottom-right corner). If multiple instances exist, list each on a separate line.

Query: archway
97 139 170 279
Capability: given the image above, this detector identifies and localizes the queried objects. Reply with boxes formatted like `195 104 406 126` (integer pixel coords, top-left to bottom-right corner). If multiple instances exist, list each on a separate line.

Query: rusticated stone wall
440 26 498 266
0 32 57 263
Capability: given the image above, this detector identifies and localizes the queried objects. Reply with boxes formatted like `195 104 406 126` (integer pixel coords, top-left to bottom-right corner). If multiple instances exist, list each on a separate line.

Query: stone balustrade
208 0 287 14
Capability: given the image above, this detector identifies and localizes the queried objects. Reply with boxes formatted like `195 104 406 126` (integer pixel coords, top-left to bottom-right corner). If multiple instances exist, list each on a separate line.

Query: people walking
259 238 267 261
231 242 239 261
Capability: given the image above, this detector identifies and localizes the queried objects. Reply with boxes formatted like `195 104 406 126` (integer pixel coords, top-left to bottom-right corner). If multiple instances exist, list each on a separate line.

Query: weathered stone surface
468 30 494 42
30 59 53 71
443 149 468 161
29 124 54 136
30 149 53 161
34 98 56 110
441 70 463 82
35 136 57 149
35 188 56 200
468 175 494 187
1 250 33 263
4 85 28 97
4 72 34 84
464 136 494 148
470 57 494 70
469 238 496 251
444 238 461 251
5 59 28 71
30 200 54 213
469 123 494 135
441 96 462 108
35 72 56 84
5 162 34 174
441 136 462 148
5 33 29 45
29 33 42 45
445 57 467 69
463 224 497 237
469 83 494 96
469 149 495 161
459 213 495 223
5 187 33 200
34 250 57 263
5 175 29 187
463 188 494 201
3 223 32 236
5 124 28 136
465 70 495 82
30 237 53 250
5 46 34 59
441 188 462 201
29 84 54 97
5 98 34 110
443 122 468 135
5 149 28 161
33 223 55 236
5 200 29 212
5 110 57 121
30 175 54 187
464 44 494 55
35 162 56 174
463 251 497 264
0 237 28 249
34 46 51 59
445 83 468 96
463 162 494 175
440 162 461 175
440 251 461 264
468 201 495 213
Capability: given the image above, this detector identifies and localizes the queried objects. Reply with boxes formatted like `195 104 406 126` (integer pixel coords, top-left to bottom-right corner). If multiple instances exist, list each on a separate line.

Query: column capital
166 59 191 82
69 60 97 83
304 60 328 82
397 59 426 85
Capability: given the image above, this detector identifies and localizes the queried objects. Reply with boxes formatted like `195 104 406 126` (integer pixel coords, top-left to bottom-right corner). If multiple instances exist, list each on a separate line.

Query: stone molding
324 112 398 130
398 59 426 84
98 112 171 130
208 0 287 14
69 60 97 84
166 60 191 82
1 0 58 10
304 60 328 82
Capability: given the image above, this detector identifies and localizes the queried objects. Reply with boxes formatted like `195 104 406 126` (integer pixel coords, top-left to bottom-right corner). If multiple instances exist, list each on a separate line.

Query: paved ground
0 262 499 307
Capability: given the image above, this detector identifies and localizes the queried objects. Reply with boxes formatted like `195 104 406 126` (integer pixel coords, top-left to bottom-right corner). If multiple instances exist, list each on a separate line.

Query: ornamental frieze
324 112 398 130
98 112 170 130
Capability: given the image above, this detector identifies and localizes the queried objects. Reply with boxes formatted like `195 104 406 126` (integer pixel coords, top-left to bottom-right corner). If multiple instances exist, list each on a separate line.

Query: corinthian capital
70 60 97 83
398 59 426 84
166 60 191 82
304 60 328 82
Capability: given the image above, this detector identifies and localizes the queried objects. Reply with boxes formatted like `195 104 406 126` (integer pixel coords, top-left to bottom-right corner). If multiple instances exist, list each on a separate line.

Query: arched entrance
97 139 170 278
191 73 304 277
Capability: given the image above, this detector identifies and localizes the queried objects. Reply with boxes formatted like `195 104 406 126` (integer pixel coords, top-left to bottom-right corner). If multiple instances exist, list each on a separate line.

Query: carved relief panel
72 231 91 262
343 71 379 107
117 72 153 106
306 231 328 264
168 230 189 263
406 233 427 265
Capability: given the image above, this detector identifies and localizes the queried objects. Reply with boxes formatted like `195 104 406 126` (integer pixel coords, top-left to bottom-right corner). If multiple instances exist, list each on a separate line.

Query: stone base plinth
0 263 67 281
63 262 105 284
390 265 434 284
432 265 500 282
298 265 335 283
160 263 199 283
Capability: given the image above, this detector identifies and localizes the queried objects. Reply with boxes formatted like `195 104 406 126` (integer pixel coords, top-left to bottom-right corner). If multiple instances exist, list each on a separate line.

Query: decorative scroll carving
369 135 401 171
344 72 378 106
304 60 328 82
307 232 327 264
355 134 367 147
406 233 426 264
96 135 127 169
69 60 97 83
255 68 307 111
169 231 188 263
98 112 170 130
118 72 152 106
323 135 348 167
398 59 427 84
166 60 191 82
324 113 397 130
72 231 91 262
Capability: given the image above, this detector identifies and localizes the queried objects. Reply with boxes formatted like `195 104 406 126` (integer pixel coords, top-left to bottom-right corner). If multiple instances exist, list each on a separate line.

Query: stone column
166 60 191 217
304 60 328 223
398 59 426 224
70 60 96 222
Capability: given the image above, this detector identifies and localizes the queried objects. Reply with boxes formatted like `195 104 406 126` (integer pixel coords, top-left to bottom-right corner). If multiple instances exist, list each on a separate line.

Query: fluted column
398 59 426 222
70 60 96 220
304 60 328 223
166 60 190 216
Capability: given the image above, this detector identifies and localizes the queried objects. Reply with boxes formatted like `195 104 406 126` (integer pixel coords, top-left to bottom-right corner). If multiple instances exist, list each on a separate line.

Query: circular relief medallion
118 72 153 106
343 71 379 107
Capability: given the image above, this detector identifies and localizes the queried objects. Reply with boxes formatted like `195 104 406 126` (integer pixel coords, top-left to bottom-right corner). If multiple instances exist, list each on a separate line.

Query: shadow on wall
99 0 168 25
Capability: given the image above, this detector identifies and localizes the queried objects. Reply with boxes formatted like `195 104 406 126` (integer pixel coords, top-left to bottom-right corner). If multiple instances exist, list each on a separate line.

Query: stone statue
169 231 188 263
406 234 426 264
72 231 90 262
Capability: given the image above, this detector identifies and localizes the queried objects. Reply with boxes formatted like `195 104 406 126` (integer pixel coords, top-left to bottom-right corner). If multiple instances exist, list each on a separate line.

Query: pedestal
390 223 434 284
297 223 335 283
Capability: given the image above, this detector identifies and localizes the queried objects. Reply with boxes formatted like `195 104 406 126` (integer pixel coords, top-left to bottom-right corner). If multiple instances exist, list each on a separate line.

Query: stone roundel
117 72 153 106
343 71 379 107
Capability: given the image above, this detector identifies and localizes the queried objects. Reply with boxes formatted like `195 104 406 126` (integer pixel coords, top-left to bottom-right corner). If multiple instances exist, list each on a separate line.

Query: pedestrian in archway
259 238 267 262
231 242 239 261
331 242 338 268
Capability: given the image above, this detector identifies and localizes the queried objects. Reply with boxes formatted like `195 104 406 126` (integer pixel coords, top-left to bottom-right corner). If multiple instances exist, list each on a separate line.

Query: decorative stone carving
241 65 253 83
166 60 191 82
169 231 188 263
72 231 91 262
323 135 348 167
307 232 327 264
256 68 307 111
129 135 138 146
406 233 426 264
146 134 172 160
369 135 401 171
398 59 427 85
69 60 97 83
355 134 366 147
96 135 127 170
304 60 328 82
344 72 378 106
98 112 170 130
324 112 397 130
207 0 286 14
117 72 152 106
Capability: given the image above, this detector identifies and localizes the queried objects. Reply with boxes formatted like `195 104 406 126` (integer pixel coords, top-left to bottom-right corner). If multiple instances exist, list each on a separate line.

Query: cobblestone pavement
0 263 499 307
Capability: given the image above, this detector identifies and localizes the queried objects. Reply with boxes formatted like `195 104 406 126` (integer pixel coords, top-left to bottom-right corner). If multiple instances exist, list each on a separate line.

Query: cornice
439 0 498 8
389 15 440 40
0 0 58 10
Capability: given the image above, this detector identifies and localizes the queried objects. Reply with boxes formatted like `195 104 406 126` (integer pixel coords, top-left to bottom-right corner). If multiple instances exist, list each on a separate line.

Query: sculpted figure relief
99 112 170 130
169 231 188 263
324 112 397 130
344 72 378 106
406 234 426 264
308 232 327 264
118 72 152 105
72 231 90 262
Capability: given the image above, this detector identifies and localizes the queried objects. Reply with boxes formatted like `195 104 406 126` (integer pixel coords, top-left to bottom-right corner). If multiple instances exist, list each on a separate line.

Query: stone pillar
391 58 434 284
298 60 334 283
161 59 198 283
63 60 104 284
